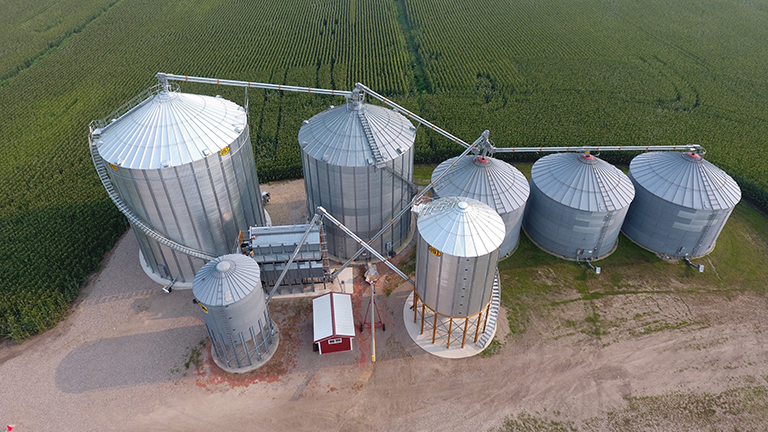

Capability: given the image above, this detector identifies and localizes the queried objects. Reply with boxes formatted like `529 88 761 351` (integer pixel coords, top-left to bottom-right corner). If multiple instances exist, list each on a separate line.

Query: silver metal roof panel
629 152 741 210
97 90 246 170
193 254 261 306
248 224 321 248
531 153 634 212
432 156 529 213
298 103 415 166
417 196 505 257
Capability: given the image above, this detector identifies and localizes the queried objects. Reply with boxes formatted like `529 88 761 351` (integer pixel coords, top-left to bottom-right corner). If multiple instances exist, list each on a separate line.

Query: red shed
313 292 355 354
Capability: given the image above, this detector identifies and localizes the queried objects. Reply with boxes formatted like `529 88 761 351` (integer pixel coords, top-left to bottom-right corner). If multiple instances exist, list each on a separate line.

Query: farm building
313 292 356 354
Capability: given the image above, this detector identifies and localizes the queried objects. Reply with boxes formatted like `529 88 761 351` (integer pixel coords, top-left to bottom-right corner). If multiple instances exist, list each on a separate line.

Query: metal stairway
358 109 417 197
593 212 613 258
477 271 501 348
318 224 331 276
357 110 385 165
89 139 216 261
484 165 507 214
689 164 718 257
591 163 617 258
593 165 616 213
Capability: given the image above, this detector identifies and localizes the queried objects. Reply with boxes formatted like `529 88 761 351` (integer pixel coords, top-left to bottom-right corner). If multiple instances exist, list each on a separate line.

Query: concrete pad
402 292 496 359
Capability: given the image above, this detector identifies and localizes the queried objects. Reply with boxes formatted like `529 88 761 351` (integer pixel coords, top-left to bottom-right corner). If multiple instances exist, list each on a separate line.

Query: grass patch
185 339 206 370
479 338 503 357
496 202 768 337
495 386 768 431
413 165 437 187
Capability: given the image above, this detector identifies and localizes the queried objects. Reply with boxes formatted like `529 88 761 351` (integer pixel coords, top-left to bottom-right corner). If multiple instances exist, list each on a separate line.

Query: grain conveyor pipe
355 83 477 152
491 144 703 153
316 207 414 285
157 73 354 97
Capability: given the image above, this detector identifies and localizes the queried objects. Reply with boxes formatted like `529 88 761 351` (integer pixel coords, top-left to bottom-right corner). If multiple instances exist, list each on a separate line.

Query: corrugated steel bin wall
621 183 734 257
415 234 499 317
523 182 629 260
106 131 265 282
302 142 413 259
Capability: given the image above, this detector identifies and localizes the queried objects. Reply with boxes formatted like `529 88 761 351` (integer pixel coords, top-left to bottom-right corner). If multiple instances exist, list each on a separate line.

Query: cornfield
1 0 767 341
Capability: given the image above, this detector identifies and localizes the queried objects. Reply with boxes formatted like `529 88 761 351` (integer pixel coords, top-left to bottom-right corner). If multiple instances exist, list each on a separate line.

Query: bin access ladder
357 110 385 165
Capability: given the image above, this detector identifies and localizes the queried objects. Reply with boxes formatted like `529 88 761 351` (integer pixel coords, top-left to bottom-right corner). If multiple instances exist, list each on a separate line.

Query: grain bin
193 254 277 373
622 151 741 258
91 85 266 284
299 91 416 260
432 155 529 257
413 196 505 349
523 153 635 260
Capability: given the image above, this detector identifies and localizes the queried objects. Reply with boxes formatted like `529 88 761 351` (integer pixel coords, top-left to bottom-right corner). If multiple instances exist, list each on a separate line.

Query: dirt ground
2 179 768 431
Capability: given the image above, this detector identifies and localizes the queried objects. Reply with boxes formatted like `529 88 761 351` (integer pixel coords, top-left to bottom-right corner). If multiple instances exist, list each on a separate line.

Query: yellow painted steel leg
447 317 453 349
474 312 483 343
461 318 469 348
431 313 437 344
482 303 490 334
420 304 426 334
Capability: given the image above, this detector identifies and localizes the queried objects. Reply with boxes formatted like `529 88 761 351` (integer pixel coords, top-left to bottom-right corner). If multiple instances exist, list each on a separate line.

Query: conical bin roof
417 196 505 257
193 254 262 306
531 153 634 212
96 89 246 170
629 152 741 210
298 103 415 166
432 155 529 213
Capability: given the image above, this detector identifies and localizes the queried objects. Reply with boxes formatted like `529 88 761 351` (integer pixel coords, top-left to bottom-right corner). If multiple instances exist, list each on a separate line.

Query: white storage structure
312 292 355 354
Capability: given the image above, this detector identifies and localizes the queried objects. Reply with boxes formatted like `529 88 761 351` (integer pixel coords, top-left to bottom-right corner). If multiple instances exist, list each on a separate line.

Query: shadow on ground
55 325 206 394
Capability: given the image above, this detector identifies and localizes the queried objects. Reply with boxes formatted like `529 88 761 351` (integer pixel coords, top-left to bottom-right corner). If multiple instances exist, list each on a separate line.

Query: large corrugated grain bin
622 151 741 258
523 152 634 261
92 87 266 283
299 93 416 259
432 155 529 257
